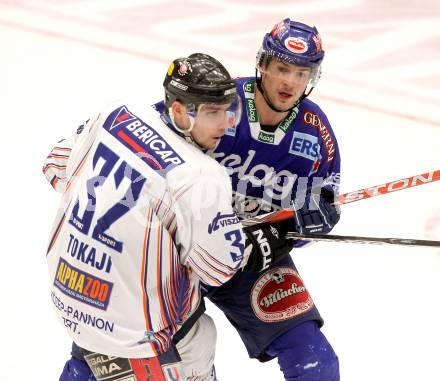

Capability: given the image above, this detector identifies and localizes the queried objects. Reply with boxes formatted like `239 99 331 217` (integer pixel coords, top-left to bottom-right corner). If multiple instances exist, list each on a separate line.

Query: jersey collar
243 79 299 145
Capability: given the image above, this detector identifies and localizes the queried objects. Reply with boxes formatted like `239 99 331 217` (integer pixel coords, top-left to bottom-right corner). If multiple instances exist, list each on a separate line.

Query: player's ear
171 100 191 131
171 100 186 119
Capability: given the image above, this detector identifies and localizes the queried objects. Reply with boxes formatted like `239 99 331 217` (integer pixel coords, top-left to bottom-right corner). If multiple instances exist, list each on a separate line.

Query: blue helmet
257 18 324 69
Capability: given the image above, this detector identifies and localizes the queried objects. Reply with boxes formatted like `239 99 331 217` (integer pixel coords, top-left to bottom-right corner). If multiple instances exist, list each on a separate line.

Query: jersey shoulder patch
103 105 185 174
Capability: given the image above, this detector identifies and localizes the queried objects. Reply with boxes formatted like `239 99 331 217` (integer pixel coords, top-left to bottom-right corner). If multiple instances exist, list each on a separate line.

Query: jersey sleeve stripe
186 257 223 286
153 198 164 214
140 208 159 356
166 238 179 318
172 183 193 200
163 278 177 322
52 146 72 152
195 244 238 272
43 164 67 173
50 175 58 189
179 270 192 317
154 330 169 354
156 225 173 330
47 154 70 159
192 247 234 279
165 214 177 237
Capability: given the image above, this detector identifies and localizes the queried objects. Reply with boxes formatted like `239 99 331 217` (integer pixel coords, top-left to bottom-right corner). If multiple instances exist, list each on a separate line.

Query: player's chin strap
255 71 314 113
166 108 204 150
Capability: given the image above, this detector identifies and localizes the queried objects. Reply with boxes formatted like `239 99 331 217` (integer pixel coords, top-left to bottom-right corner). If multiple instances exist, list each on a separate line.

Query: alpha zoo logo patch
251 267 314 322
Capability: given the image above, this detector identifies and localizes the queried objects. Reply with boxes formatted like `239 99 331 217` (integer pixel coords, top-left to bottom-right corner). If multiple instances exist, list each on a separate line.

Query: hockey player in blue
156 18 341 380
216 19 341 380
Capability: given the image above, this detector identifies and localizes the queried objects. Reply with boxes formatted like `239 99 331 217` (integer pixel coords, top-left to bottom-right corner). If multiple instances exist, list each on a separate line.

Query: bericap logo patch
108 106 137 131
289 131 320 161
53 258 113 311
104 106 184 175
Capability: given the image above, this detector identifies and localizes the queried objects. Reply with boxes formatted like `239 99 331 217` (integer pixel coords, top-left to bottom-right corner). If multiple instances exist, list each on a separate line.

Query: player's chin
275 94 294 106
274 99 295 110
204 138 220 149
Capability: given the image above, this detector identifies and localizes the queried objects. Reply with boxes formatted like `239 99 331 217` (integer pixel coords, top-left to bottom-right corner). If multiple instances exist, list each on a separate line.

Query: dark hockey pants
266 320 340 381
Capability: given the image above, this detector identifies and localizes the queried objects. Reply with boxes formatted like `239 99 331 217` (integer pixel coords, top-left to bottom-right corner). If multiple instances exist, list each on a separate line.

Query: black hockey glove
243 221 293 272
293 186 341 235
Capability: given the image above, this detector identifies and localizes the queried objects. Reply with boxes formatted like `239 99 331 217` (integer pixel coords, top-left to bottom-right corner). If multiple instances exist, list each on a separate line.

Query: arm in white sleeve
170 163 245 286
42 137 74 193
42 115 99 193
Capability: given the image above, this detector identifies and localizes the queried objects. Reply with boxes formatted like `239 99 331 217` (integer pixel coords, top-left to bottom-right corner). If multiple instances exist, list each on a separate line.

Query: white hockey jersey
44 100 245 358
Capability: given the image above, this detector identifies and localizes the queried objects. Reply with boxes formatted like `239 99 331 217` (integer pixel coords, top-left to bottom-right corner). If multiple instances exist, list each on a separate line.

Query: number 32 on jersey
69 142 146 253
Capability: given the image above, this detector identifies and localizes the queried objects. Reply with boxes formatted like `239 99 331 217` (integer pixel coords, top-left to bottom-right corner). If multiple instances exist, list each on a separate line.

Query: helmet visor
259 59 320 87
191 95 242 129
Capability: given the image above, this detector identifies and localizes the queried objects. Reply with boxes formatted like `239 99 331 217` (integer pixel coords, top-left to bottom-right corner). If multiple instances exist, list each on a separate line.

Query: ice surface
1 1 438 380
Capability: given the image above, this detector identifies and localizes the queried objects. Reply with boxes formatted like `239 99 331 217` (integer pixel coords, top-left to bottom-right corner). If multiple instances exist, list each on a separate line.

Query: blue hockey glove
293 187 341 235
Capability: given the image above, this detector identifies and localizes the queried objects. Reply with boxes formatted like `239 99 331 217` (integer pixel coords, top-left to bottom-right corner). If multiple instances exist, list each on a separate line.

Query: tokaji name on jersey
67 233 113 274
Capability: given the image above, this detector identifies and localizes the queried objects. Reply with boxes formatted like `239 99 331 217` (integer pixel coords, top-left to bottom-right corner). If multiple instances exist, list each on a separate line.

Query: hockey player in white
44 53 291 381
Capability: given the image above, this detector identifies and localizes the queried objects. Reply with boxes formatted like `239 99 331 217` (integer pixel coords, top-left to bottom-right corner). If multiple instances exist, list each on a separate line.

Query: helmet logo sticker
177 61 191 76
167 63 174 76
170 80 188 91
285 37 308 54
312 33 323 52
271 20 288 38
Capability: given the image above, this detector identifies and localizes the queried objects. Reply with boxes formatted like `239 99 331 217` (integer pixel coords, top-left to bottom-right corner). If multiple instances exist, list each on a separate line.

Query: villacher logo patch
251 267 314 322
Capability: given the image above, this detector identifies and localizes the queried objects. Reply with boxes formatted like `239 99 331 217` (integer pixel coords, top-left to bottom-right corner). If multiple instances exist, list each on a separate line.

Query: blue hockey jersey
154 77 340 220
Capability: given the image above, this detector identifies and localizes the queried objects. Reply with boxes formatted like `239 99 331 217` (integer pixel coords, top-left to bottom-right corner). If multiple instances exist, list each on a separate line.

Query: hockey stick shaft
285 232 440 248
337 169 440 205
242 169 440 227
